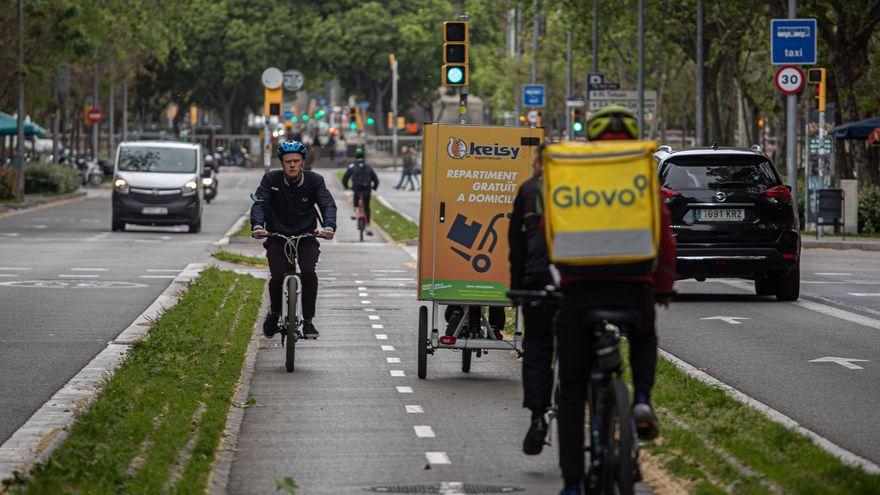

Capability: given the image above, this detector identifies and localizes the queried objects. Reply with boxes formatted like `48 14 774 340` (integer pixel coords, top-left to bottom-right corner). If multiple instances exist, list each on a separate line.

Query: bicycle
508 289 641 495
257 232 316 373
355 196 367 242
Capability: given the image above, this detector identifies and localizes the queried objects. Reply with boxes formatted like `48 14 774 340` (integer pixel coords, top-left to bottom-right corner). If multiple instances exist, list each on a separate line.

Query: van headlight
114 178 129 195
182 181 198 196
201 177 214 187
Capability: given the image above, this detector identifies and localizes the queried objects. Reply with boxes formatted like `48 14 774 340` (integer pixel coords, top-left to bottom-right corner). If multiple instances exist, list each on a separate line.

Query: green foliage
24 163 80 195
274 476 299 494
858 184 880 233
0 165 20 200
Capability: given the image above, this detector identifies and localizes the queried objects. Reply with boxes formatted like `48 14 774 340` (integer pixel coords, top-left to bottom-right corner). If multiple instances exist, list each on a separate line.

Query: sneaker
523 413 548 455
262 311 280 338
632 402 660 440
366 229 374 236
350 214 356 220
302 321 320 340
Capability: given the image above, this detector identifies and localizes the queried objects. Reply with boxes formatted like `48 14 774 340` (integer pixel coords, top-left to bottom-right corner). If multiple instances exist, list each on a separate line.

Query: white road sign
283 69 304 92
774 65 805 95
261 67 283 89
588 90 657 114
526 109 539 124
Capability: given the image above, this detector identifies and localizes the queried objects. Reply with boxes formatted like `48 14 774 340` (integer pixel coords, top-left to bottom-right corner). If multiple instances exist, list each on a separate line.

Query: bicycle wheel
461 348 472 373
285 276 299 373
418 305 428 379
357 216 365 242
600 378 636 495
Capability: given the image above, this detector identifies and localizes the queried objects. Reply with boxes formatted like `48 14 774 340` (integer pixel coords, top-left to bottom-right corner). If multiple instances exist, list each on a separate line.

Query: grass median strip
337 169 418 243
212 249 267 266
3 268 264 493
234 218 252 237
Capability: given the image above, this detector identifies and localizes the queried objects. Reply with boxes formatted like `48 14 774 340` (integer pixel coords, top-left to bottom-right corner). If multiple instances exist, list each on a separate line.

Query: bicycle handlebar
254 232 317 241
506 288 562 303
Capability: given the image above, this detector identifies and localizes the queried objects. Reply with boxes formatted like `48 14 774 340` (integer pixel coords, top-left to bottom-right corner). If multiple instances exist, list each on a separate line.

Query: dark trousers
396 169 415 190
522 303 555 412
265 237 320 321
555 282 656 479
353 189 372 224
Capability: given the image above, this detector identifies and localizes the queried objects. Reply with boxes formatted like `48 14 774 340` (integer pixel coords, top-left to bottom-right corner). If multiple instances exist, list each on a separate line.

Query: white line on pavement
815 272 852 276
0 267 29 270
361 300 371 304
396 386 413 394
0 274 20 278
372 324 384 329
358 286 367 290
370 269 408 273
381 345 396 351
139 275 177 279
386 357 401 363
355 280 364 284
70 268 109 271
847 293 880 297
376 277 412 281
405 405 424 413
59 274 98 278
414 425 435 438
369 315 381 320
364 308 376 312
390 370 405 377
375 334 388 340
146 269 181 272
439 481 464 494
359 292 369 297
425 452 450 464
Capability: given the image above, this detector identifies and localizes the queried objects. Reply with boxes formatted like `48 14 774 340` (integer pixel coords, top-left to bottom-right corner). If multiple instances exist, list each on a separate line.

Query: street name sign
774 65 806 95
522 84 545 108
771 19 817 65
587 90 657 114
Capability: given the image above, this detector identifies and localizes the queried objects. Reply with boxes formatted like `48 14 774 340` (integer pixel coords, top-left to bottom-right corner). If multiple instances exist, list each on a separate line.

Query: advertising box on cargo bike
415 123 542 379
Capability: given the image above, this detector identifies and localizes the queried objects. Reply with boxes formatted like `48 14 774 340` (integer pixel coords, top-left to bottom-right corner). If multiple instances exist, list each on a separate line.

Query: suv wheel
754 277 777 296
775 267 800 301
188 218 202 233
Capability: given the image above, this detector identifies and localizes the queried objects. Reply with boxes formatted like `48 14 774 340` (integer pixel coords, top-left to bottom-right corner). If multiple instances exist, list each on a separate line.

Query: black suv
656 146 800 301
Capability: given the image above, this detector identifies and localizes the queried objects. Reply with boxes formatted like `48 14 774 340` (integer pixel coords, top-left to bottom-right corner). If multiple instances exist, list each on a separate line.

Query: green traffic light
349 122 357 130
302 115 309 121
573 121 584 132
366 117 375 125
291 116 299 123
446 67 464 84
315 109 325 118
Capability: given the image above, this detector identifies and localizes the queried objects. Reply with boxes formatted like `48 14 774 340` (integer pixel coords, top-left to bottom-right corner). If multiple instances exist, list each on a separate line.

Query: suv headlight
182 181 198 196
114 178 129 195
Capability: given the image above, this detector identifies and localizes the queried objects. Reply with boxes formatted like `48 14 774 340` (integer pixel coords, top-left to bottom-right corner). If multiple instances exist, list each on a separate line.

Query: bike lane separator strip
0 263 206 482
396 386 414 394
381 345 396 351
425 452 451 465
390 370 405 377
405 405 424 414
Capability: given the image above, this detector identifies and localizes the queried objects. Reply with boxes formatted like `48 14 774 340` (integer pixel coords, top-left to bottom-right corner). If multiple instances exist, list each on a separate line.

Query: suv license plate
695 208 744 222
141 207 168 215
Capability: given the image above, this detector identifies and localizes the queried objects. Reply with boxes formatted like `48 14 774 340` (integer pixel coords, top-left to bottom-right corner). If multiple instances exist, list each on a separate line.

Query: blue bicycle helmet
276 140 308 160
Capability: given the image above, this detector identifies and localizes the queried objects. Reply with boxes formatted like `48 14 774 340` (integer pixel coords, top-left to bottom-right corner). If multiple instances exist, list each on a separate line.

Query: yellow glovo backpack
542 140 661 276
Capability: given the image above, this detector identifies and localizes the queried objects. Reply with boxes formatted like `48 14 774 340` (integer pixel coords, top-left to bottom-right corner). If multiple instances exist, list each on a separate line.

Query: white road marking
70 268 109 272
134 239 162 243
0 233 20 237
396 386 413 394
425 452 450 464
361 300 371 304
364 308 376 312
30 225 47 229
808 357 869 370
139 275 177 279
815 272 852 276
146 269 180 272
0 274 20 278
358 286 367 290
390 370 405 377
59 274 98 278
372 324 384 329
414 425 435 438
0 267 29 270
370 269 408 273
376 277 412 281
375 334 388 340
405 405 424 413
847 293 880 297
355 280 364 284
439 482 464 494
359 292 369 297
381 345 396 351
369 315 381 320
701 316 749 325
386 357 401 363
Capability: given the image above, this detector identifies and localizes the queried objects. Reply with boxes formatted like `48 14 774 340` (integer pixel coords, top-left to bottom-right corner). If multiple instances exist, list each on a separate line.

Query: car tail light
439 335 456 345
661 187 679 200
763 185 791 200
782 253 798 260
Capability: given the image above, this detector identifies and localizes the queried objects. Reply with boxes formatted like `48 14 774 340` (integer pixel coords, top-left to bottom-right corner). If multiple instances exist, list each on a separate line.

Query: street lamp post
15 0 25 199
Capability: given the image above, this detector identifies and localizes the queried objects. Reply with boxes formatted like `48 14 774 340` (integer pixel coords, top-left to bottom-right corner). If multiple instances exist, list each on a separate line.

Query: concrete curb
0 263 206 485
214 210 251 246
0 191 88 219
803 239 880 251
206 284 269 495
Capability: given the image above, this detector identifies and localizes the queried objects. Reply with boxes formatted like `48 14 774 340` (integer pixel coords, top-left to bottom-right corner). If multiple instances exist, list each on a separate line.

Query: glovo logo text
552 175 649 208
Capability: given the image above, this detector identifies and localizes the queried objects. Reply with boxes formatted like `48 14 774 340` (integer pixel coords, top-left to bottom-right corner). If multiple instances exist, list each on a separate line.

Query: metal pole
92 48 99 160
122 83 128 142
531 1 538 84
592 0 599 73
460 13 469 125
696 0 704 146
514 8 521 125
637 0 645 138
14 0 25 198
786 0 798 204
391 55 399 167
52 69 59 163
109 69 115 158
566 30 573 140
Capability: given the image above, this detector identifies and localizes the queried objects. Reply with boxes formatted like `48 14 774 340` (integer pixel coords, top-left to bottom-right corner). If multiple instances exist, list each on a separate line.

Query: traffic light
366 117 375 125
572 108 584 134
264 87 282 117
807 68 826 112
442 21 469 87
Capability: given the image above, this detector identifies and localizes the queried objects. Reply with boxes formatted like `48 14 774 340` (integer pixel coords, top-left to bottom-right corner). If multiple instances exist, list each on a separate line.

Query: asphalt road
0 168 262 444
372 179 880 466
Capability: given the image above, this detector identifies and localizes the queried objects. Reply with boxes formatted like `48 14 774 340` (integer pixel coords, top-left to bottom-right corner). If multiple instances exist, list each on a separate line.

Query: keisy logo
447 137 469 159
446 137 521 160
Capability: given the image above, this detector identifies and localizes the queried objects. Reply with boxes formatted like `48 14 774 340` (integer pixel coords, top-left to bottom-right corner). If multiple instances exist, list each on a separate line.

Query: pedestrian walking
395 146 416 190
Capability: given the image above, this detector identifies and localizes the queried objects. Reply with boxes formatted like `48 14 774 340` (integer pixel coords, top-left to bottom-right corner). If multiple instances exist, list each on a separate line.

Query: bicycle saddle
582 308 642 329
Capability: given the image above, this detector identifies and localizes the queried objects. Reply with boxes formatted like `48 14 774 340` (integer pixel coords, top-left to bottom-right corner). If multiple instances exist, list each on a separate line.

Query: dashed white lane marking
361 300 371 304
146 269 180 272
359 292 369 297
405 405 424 413
439 482 464 494
816 272 852 276
0 274 20 278
0 267 29 270
414 425 435 438
355 280 364 284
358 286 368 290
425 452 450 464
369 315 381 320
390 370 405 377
386 357 401 363
396 386 413 394
375 334 388 340
139 275 177 279
30 225 47 229
59 274 98 278
372 324 384 329
364 308 376 312
376 277 412 281
370 269 408 273
71 268 109 272
381 345 396 351
847 293 880 297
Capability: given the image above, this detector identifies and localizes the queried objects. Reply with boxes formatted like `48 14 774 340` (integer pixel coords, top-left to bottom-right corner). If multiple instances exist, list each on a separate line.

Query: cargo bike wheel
418 305 429 379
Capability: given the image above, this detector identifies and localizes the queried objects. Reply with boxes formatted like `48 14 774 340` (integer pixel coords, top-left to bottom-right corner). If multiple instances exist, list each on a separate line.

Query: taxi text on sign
418 124 543 303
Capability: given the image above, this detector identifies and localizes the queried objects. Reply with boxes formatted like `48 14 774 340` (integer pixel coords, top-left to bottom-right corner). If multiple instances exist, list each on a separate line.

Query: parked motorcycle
75 155 104 186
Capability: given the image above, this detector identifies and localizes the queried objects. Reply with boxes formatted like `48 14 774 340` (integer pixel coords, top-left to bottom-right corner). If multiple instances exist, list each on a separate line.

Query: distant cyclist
251 140 337 340
554 106 676 494
342 151 379 236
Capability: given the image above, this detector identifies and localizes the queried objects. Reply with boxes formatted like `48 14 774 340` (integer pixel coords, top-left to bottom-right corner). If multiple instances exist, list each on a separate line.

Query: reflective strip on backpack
552 228 654 261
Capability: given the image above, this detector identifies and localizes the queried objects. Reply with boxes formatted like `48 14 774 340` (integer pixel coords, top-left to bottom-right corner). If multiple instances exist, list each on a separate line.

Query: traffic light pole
785 0 798 207
391 54 399 167
15 0 25 199
459 14 469 125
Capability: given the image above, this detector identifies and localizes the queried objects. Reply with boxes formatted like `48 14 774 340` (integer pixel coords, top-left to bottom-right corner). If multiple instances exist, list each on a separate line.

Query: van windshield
118 147 197 173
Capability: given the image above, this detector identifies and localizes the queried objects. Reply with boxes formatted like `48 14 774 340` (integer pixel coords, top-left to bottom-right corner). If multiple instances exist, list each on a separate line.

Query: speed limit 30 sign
775 65 805 95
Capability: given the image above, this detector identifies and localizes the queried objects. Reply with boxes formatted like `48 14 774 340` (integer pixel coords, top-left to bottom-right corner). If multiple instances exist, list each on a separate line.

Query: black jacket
341 161 379 192
508 174 552 290
250 170 337 235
